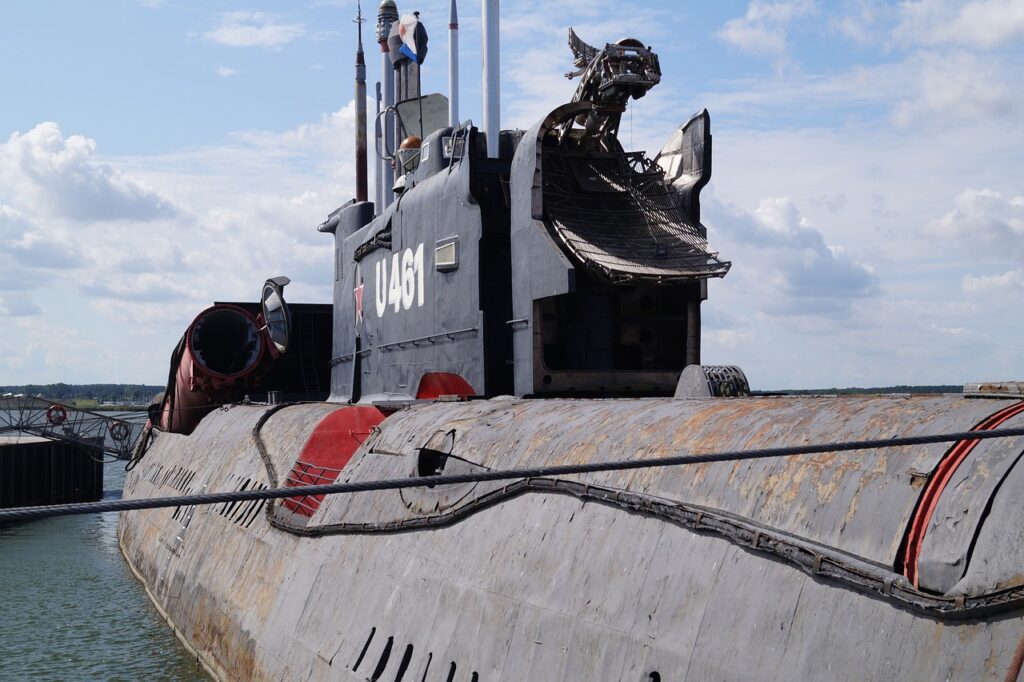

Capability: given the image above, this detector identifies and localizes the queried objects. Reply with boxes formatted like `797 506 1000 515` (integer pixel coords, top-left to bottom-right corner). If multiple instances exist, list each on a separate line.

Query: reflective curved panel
261 276 291 354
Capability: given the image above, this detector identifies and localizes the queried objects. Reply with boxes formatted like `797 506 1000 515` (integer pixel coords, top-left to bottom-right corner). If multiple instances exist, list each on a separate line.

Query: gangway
0 395 146 460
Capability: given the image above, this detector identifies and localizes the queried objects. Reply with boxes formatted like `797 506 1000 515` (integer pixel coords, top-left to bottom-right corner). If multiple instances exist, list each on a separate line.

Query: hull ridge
119 395 1024 680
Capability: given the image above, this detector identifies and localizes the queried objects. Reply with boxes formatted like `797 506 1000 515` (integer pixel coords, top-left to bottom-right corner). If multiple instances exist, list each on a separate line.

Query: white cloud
830 0 893 45
963 269 1024 293
0 294 42 317
707 196 878 318
701 49 1020 128
704 329 753 350
890 50 1017 126
203 12 306 49
82 273 205 304
717 0 815 56
0 203 83 269
0 98 365 384
477 0 671 130
215 66 238 78
927 188 1024 253
0 123 176 221
0 204 33 243
896 0 1024 48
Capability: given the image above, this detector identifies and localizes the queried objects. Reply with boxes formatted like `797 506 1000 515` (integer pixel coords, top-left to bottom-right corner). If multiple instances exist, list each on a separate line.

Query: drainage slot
445 661 457 682
353 627 376 671
394 644 414 681
371 636 394 681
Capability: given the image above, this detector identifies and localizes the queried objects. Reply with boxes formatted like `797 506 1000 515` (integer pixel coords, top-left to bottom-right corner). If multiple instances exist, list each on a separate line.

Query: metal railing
0 395 147 460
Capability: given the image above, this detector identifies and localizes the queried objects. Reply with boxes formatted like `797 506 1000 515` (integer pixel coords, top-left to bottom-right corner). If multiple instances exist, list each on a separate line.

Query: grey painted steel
326 130 500 402
510 104 588 396
674 364 750 397
918 428 1024 593
952 448 1024 597
508 101 726 396
655 109 712 222
316 396 1023 574
120 396 1024 680
966 381 1024 398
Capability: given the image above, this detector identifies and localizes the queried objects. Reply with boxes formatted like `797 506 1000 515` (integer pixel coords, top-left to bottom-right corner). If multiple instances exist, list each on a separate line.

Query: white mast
482 0 499 157
376 0 398 207
354 1 368 202
448 0 459 127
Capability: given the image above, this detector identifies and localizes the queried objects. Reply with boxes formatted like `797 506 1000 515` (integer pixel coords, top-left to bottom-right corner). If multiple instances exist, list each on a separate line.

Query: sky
0 0 1022 391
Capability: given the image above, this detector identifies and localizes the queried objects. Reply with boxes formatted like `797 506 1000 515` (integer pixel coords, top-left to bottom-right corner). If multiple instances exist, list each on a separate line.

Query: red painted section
415 372 475 400
283 406 387 517
900 400 1024 586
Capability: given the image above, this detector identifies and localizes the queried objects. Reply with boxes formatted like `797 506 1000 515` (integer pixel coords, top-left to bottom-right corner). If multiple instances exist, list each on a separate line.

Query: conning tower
322 17 732 402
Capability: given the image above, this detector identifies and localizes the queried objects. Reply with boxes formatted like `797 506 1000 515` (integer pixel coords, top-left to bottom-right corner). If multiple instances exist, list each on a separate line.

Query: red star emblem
353 280 364 324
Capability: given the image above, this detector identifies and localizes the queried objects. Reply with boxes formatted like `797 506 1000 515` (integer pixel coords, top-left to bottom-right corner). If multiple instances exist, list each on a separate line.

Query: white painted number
374 243 424 317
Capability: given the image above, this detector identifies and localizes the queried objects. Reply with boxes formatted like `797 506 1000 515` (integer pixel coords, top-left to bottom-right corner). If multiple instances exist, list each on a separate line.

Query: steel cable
2 425 1024 523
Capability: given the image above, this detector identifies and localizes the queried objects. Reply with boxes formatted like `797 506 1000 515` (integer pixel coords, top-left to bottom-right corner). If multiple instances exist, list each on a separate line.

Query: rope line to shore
2 425 1024 523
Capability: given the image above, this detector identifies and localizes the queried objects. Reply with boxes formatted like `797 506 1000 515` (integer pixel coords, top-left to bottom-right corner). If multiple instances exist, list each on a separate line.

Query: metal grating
542 149 730 283
282 458 345 517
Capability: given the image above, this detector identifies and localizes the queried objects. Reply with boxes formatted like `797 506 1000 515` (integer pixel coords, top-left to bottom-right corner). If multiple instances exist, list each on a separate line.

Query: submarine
118 2 1024 680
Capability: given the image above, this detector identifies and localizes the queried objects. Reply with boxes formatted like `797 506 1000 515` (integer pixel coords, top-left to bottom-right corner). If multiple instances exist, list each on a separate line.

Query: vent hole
417 449 448 486
471 674 479 682
394 644 413 682
648 673 661 682
371 636 394 681
353 627 375 671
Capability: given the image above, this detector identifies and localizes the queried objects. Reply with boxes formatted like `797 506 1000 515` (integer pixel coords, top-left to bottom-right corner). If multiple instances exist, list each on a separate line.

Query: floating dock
0 436 103 510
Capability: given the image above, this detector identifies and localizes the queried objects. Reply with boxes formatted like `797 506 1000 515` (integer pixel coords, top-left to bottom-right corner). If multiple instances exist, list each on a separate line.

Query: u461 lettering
374 243 424 316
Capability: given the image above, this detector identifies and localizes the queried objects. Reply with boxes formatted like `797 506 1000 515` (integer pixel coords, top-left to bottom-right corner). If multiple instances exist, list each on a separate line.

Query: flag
394 13 428 64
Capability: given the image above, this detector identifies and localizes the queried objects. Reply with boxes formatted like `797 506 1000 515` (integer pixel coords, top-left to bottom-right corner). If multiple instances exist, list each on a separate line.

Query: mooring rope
2 425 1024 523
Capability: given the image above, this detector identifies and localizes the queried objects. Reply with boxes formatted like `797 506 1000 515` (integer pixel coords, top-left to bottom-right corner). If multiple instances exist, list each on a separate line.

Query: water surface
0 463 208 681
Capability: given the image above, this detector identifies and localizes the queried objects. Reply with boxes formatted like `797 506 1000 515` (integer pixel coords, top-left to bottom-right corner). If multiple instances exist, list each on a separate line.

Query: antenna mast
376 0 398 208
482 0 499 157
448 0 459 127
354 1 368 203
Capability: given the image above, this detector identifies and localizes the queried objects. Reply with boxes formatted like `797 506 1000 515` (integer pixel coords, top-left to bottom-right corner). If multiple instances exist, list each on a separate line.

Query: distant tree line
756 385 962 395
0 384 164 404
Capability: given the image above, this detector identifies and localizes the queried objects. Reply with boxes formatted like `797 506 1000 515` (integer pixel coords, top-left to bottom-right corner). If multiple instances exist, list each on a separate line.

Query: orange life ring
109 421 130 441
47 404 68 426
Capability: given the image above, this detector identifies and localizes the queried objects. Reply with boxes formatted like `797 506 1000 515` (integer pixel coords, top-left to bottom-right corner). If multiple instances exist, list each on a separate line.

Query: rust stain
994 573 1024 592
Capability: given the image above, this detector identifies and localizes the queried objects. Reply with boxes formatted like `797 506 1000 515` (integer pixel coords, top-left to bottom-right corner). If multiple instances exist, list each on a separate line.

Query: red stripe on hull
283 406 386 517
900 400 1024 586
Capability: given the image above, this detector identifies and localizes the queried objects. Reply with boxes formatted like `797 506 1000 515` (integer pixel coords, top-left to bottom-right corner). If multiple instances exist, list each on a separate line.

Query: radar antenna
560 28 662 147
565 27 598 77
354 0 368 202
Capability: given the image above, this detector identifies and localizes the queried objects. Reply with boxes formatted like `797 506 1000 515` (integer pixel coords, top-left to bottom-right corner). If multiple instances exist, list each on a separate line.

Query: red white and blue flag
397 14 428 64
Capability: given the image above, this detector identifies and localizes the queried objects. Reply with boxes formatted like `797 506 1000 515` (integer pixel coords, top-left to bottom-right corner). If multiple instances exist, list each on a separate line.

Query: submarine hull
119 395 1024 681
